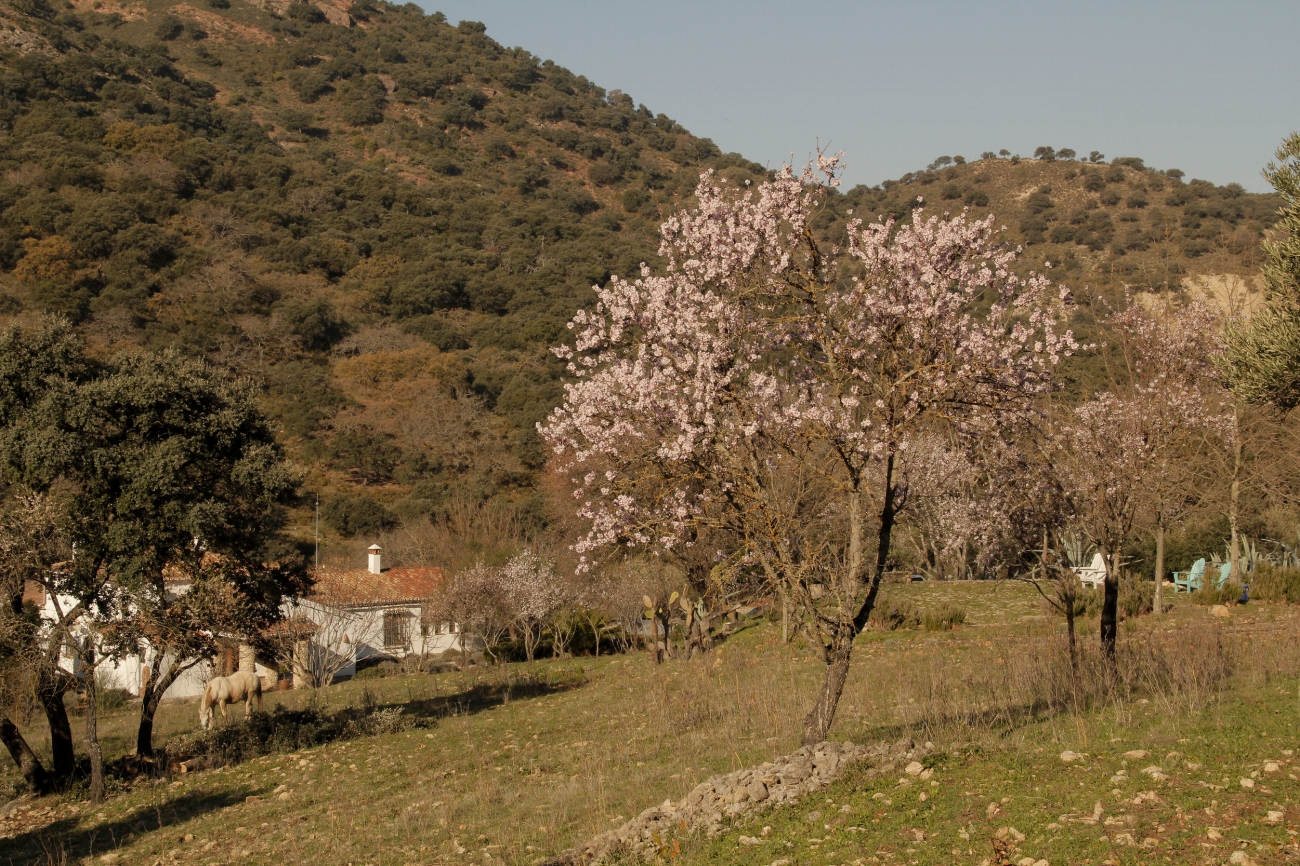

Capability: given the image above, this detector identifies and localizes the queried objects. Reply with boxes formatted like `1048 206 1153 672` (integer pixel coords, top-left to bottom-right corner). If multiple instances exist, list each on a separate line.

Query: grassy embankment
1 581 1297 866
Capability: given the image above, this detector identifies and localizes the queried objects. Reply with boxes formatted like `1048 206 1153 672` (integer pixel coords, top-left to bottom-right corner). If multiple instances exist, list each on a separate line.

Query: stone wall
543 737 929 864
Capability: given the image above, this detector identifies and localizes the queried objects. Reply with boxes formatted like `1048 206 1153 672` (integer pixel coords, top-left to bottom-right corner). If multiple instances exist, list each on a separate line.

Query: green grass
2 583 1298 866
678 682 1300 866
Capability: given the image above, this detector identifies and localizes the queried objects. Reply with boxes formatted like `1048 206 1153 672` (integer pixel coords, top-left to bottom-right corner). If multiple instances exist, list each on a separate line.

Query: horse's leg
219 698 229 726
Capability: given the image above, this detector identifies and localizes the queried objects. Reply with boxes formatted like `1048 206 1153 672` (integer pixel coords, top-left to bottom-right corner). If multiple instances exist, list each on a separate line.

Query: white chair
1073 552 1107 589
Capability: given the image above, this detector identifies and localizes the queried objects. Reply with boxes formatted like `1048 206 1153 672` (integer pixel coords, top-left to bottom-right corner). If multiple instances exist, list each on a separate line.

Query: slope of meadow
1 583 1297 866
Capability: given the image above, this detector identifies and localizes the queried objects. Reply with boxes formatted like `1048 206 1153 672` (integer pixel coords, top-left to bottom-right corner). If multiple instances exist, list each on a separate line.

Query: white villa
23 544 465 701
281 544 467 685
22 576 277 701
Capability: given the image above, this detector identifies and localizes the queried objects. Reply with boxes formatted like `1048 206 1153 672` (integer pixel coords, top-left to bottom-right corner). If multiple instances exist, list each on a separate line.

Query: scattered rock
1207 828 1223 840
1140 766 1167 781
1229 851 1257 866
1240 777 1255 789
738 835 761 845
994 826 1026 843
1059 751 1083 763
1122 750 1149 760
1264 810 1284 824
1210 604 1232 618
1264 762 1280 773
539 738 924 864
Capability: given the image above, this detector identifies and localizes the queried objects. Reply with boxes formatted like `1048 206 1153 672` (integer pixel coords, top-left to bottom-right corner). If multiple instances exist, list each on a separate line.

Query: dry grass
2 583 1298 865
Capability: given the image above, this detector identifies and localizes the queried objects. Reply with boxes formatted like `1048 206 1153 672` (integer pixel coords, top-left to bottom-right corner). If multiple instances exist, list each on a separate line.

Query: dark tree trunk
801 456 897 746
1100 556 1119 678
0 716 51 793
136 653 185 759
1154 520 1166 616
37 669 75 782
83 672 104 804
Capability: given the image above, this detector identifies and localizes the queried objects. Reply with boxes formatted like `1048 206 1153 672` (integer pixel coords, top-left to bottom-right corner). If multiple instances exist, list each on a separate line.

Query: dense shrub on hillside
1248 564 1300 604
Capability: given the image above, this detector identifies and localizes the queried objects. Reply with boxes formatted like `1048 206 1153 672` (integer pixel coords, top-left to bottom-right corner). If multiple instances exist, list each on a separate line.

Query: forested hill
0 0 1282 555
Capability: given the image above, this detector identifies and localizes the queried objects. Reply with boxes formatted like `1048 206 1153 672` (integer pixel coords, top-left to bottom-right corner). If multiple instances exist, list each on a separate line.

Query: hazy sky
419 1 1298 192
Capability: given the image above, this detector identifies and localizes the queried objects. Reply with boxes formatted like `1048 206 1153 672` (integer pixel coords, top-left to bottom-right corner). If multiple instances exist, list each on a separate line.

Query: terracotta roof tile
310 566 444 606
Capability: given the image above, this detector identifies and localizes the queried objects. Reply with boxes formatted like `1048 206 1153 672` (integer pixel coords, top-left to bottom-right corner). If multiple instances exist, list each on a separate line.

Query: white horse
199 670 264 729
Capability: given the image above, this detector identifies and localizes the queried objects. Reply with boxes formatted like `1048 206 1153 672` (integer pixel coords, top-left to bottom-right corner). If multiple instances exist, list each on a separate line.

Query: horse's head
198 691 212 730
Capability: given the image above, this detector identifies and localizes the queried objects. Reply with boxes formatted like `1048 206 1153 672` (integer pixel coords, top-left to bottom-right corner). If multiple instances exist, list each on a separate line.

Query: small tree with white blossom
541 155 1076 744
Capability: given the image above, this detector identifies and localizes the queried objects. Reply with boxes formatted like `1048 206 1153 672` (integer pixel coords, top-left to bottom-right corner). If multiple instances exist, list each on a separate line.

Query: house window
382 610 410 648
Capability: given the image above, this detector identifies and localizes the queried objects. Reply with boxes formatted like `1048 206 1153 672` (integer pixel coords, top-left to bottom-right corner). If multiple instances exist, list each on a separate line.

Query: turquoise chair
1214 561 1233 589
1173 558 1206 593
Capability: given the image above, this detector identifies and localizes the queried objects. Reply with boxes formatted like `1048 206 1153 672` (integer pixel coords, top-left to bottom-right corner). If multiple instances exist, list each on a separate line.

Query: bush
1250 563 1300 603
97 686 134 711
355 660 401 679
1120 577 1154 618
163 701 430 769
321 491 395 537
870 599 921 631
922 604 966 631
1191 581 1242 606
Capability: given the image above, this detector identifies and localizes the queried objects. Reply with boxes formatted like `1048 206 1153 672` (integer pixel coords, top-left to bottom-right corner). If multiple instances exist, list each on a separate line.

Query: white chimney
367 544 383 575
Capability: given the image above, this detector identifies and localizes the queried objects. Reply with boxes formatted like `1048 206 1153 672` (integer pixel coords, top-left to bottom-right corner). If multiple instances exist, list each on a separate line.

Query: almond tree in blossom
499 548 564 662
541 155 1076 744
1053 296 1228 670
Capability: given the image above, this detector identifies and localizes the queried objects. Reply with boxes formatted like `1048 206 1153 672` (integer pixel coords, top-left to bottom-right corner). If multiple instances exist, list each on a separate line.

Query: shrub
1083 173 1105 192
355 660 401 679
1248 563 1300 603
154 16 184 40
588 162 622 186
922 604 966 631
97 687 133 711
965 190 989 207
1120 577 1154 618
1100 189 1121 206
321 491 395 537
163 701 429 769
870 599 921 630
1191 581 1241 606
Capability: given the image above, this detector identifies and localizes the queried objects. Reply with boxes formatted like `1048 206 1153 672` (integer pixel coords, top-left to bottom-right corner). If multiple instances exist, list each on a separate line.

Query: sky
419 1 1299 193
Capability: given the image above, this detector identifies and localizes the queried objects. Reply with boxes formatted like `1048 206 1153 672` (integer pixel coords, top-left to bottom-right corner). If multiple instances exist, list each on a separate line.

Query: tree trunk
646 616 661 665
137 653 187 758
1100 552 1119 679
781 589 789 644
1041 528 1049 583
1154 519 1165 616
0 715 51 793
83 671 104 804
801 457 896 746
800 621 854 745
37 669 75 782
1064 594 1078 679
1229 406 1243 583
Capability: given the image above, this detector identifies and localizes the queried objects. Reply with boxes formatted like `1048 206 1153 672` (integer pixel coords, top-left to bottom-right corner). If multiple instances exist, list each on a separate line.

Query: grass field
1 582 1298 866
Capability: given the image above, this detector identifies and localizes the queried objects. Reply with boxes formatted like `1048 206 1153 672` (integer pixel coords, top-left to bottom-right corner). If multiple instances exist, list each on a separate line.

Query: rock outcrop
542 737 928 865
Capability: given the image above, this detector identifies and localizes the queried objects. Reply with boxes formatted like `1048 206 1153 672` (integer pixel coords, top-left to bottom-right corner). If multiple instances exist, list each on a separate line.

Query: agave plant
1060 530 1095 569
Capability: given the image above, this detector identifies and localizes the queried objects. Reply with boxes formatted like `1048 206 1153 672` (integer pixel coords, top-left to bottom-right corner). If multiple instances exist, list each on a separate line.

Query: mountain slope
0 0 1281 559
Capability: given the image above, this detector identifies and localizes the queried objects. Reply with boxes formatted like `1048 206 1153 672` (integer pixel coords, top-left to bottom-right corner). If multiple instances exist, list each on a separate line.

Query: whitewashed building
280 544 467 685
21 578 276 700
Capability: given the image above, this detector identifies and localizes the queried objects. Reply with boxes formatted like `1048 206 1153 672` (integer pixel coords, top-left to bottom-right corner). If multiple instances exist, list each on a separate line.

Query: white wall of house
281 597 469 679
36 588 274 701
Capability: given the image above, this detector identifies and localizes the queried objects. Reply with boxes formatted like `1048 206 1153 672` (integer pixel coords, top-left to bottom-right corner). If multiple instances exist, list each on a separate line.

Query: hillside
0 0 1283 561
